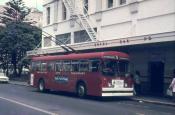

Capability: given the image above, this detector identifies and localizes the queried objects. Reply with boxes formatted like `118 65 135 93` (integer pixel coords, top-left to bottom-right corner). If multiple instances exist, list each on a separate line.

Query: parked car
0 72 9 83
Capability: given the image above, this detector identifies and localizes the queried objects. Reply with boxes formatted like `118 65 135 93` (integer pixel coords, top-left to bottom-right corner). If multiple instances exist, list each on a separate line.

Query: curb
131 98 175 107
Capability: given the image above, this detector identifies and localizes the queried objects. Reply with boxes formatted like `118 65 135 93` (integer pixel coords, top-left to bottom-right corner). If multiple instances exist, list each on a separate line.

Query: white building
0 6 42 28
28 0 175 96
24 8 43 28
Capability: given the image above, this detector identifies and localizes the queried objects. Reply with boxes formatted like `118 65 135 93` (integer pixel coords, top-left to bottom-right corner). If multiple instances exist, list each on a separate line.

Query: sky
0 0 43 11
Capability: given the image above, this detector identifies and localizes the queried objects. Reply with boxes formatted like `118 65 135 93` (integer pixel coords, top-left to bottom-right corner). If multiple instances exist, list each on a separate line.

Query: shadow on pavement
30 89 132 102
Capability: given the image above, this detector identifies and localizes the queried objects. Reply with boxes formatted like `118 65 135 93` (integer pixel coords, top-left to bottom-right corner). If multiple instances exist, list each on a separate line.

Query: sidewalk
131 96 175 107
9 80 175 106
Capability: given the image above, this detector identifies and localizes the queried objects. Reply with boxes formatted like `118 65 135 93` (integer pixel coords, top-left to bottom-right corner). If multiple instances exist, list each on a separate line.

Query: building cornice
27 31 175 56
43 0 58 7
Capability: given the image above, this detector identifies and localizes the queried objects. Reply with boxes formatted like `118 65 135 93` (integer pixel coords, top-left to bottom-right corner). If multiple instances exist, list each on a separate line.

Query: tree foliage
0 0 41 77
0 22 41 77
1 0 30 24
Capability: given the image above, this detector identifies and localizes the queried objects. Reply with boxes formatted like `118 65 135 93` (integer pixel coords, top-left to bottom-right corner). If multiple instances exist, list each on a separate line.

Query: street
0 84 175 115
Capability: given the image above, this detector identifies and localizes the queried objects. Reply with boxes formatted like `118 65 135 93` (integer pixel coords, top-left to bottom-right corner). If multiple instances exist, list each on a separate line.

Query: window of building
47 7 50 24
74 30 91 43
108 0 113 8
56 33 71 45
84 0 88 14
62 3 67 20
44 36 51 47
55 61 62 72
119 0 126 5
71 60 79 72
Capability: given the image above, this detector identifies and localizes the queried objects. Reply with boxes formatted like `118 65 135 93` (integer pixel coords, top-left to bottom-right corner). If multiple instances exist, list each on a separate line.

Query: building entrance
149 61 164 96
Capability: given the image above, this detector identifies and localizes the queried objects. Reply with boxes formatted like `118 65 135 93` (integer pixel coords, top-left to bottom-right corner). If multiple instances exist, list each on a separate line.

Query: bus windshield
102 59 129 76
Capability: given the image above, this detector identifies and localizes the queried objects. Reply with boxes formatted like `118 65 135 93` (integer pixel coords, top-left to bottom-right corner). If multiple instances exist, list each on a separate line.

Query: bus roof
32 51 129 61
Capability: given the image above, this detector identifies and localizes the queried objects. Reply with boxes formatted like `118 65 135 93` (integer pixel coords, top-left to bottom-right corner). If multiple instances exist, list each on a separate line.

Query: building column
71 31 74 44
54 0 58 23
129 0 139 36
96 0 102 41
96 0 102 12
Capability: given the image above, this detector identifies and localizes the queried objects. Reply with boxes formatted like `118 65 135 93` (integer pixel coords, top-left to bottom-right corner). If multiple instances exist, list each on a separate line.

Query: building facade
24 8 43 28
28 0 175 96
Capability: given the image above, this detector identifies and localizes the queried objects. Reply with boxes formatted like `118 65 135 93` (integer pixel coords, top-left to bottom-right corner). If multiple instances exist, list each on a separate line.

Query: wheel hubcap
78 85 85 96
39 82 44 91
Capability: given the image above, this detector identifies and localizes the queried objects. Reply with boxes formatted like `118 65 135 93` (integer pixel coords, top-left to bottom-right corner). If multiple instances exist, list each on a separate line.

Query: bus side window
41 62 47 72
48 62 54 72
71 60 79 72
63 60 71 72
90 59 100 72
55 61 62 72
79 60 89 72
35 62 41 71
31 62 37 72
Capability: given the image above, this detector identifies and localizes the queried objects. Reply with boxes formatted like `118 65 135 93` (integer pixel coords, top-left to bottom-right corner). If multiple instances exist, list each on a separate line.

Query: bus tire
76 82 87 98
38 79 46 92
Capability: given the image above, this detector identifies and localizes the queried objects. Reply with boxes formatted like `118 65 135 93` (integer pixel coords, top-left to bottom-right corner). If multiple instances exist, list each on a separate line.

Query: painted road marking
0 96 58 115
136 113 145 115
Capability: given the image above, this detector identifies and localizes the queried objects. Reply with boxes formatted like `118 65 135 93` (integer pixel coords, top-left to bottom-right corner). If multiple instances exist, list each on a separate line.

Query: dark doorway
149 61 164 96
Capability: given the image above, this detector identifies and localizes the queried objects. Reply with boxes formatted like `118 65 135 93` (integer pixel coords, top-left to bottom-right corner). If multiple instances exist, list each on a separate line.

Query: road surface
0 84 174 115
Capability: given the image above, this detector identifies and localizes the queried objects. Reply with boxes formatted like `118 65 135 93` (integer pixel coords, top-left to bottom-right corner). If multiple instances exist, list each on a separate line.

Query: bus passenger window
71 61 79 72
55 61 62 72
79 60 89 72
31 62 35 72
32 62 40 71
41 63 47 72
63 61 71 72
48 62 54 72
90 59 100 72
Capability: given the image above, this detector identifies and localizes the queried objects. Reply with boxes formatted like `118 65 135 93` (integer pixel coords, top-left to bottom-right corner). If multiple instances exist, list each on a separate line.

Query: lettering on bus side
54 75 69 84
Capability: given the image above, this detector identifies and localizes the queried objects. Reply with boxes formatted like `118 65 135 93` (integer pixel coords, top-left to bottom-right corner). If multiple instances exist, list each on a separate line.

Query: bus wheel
38 79 45 92
77 83 86 98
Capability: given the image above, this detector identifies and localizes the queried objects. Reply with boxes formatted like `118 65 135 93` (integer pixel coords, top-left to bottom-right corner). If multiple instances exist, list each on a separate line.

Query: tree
1 0 30 24
0 0 41 77
0 22 41 77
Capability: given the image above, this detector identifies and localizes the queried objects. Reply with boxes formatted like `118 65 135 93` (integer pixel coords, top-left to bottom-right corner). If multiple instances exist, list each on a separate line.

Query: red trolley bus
30 51 134 97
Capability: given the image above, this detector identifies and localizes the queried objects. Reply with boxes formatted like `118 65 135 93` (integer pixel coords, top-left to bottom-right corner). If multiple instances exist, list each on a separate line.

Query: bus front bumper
101 87 134 97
